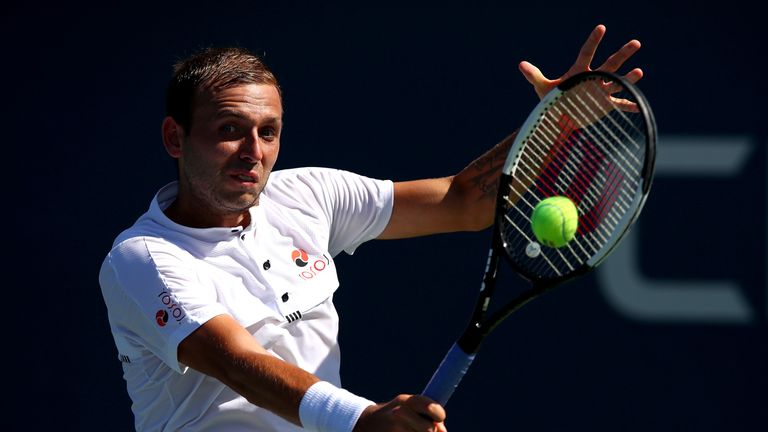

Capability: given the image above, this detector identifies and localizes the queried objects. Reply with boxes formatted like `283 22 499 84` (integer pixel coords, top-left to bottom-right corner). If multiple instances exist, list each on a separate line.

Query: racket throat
457 248 501 354
456 321 488 354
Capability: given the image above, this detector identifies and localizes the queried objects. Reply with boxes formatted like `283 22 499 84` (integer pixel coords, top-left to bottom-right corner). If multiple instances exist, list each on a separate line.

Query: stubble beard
182 163 268 218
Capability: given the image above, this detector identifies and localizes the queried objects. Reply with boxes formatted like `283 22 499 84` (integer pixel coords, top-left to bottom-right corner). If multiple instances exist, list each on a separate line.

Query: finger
573 24 606 70
598 39 641 72
602 68 643 94
519 61 556 99
424 403 446 424
398 410 441 432
422 421 447 432
406 395 447 422
610 97 640 113
518 61 547 85
604 80 622 95
623 67 644 84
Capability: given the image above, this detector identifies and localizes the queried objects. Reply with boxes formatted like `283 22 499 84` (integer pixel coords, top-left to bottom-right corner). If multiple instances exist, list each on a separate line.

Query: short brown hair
165 47 281 134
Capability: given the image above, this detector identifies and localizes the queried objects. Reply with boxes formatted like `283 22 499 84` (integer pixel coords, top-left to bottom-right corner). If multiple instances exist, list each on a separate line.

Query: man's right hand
354 394 447 432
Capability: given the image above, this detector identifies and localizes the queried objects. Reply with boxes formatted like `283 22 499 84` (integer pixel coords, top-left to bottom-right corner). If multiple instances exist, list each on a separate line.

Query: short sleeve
266 168 393 256
99 237 229 373
323 170 393 255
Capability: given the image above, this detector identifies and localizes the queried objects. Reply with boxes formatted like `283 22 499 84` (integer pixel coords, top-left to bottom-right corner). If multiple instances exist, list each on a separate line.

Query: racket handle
422 342 476 406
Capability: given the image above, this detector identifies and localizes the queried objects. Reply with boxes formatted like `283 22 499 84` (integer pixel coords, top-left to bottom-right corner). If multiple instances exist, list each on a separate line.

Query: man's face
177 83 282 219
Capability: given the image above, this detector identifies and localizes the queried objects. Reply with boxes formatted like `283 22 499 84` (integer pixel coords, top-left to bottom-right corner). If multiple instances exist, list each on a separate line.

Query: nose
239 129 264 163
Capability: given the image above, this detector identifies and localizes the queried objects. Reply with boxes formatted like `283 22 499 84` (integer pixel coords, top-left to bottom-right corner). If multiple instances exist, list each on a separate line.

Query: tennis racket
422 70 656 405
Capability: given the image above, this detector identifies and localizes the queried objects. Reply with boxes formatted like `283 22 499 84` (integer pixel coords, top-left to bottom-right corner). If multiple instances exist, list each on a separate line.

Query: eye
219 124 238 134
260 127 279 141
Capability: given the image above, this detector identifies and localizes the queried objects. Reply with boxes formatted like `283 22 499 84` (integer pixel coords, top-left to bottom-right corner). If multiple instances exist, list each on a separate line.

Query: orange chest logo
291 249 310 267
290 249 331 280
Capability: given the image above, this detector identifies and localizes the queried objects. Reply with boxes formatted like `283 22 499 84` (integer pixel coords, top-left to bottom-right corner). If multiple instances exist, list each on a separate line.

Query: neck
164 197 253 229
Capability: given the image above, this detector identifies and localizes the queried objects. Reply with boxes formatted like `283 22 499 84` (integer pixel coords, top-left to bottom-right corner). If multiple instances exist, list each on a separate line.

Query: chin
233 193 262 210
211 191 254 212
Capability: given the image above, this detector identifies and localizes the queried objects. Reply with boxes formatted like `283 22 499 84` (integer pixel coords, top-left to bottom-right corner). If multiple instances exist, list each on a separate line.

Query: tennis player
99 24 641 432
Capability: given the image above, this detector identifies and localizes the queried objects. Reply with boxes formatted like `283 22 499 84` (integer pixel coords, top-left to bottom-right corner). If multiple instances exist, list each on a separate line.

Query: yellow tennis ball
531 196 579 248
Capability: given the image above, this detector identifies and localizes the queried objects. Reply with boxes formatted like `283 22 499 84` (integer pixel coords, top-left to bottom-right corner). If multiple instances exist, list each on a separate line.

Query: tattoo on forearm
467 131 517 200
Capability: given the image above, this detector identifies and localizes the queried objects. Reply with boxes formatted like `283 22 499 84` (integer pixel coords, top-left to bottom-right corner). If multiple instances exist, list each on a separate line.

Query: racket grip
422 342 476 406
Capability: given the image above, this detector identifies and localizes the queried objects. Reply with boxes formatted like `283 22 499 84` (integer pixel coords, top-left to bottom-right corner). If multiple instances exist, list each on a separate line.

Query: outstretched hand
519 24 643 100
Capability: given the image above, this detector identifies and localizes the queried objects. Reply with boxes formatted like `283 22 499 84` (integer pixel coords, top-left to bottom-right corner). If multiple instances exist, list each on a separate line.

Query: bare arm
177 314 319 425
377 130 518 240
178 314 446 431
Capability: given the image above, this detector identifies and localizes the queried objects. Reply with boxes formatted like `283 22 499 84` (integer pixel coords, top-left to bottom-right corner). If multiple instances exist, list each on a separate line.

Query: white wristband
299 381 376 432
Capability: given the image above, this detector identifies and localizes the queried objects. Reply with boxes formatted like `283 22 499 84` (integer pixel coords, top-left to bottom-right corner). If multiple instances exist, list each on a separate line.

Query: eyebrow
214 109 282 125
214 109 248 119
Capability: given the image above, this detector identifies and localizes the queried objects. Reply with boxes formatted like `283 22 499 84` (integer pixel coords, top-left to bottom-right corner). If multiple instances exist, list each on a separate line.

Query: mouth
229 170 259 184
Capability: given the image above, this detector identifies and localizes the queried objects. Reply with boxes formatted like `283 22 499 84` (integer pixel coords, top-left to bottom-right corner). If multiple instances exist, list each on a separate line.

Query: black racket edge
455 221 591 355
456 71 657 355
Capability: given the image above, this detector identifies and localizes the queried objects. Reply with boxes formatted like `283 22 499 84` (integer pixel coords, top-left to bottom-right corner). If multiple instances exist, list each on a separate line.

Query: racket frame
423 70 657 405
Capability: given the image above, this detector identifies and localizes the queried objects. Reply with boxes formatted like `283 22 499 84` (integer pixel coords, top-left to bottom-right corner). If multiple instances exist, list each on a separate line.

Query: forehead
193 83 283 120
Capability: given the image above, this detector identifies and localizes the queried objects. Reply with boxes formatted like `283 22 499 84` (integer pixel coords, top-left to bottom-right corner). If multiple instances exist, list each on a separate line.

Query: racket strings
577 81 645 152
529 119 635 241
500 207 566 275
565 79 645 161
501 190 578 276
505 161 606 275
502 147 600 273
504 143 607 263
556 96 643 179
526 98 643 219
537 80 646 207
523 122 632 236
502 180 591 275
517 112 638 249
501 77 649 278
561 80 647 218
551 82 645 192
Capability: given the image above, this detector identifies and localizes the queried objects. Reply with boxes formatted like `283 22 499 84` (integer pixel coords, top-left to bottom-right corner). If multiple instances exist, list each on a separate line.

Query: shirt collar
147 181 263 241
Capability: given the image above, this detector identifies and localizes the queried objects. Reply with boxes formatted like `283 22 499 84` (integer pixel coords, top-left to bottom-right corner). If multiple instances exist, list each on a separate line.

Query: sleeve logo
155 290 187 326
155 310 169 327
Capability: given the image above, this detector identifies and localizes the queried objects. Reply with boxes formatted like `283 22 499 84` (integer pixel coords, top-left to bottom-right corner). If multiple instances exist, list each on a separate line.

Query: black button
263 260 271 270
281 293 289 302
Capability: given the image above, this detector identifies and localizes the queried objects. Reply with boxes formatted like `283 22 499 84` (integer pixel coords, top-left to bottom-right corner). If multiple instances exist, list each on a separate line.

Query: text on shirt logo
155 290 186 326
297 253 331 281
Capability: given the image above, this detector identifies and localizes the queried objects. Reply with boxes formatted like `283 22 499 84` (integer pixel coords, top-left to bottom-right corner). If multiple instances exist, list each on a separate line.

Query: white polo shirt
99 167 393 431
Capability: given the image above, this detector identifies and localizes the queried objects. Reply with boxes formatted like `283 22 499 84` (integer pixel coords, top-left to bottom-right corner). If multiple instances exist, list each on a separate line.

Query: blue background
5 2 765 430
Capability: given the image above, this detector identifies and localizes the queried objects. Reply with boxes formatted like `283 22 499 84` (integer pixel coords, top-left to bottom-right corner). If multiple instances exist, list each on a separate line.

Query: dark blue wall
6 3 765 430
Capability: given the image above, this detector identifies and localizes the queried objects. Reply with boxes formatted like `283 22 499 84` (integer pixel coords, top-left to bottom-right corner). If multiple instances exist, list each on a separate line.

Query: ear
162 117 185 158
